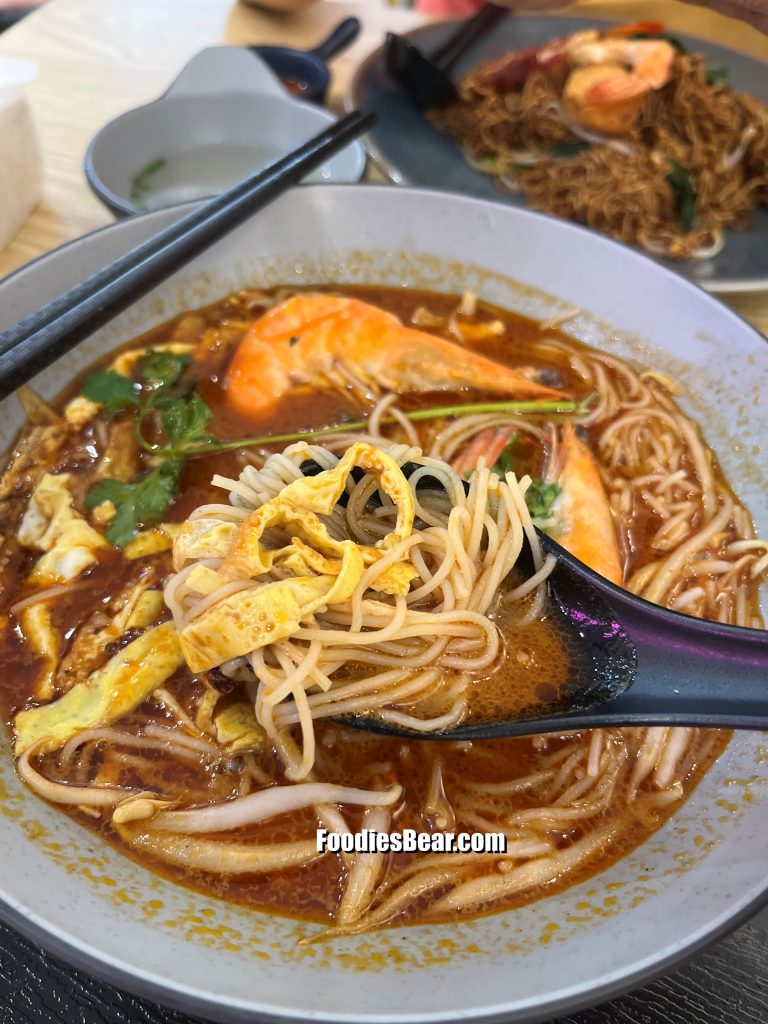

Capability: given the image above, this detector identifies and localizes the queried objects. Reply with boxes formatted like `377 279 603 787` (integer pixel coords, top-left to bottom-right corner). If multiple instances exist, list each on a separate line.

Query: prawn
562 34 675 135
452 420 623 584
224 294 563 420
549 422 623 585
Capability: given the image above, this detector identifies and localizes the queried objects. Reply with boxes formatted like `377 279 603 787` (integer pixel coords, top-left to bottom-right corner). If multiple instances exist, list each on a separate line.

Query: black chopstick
429 3 508 69
0 110 374 402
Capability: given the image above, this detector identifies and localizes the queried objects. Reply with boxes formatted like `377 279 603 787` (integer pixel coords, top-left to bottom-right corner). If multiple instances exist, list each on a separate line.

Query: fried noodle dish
429 21 768 259
1 286 767 935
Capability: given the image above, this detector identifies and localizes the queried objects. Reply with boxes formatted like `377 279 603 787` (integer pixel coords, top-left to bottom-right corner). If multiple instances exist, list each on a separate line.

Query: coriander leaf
631 31 688 52
161 393 213 450
493 450 516 477
105 501 141 549
705 63 729 86
549 140 590 159
81 370 140 413
491 435 518 477
525 479 561 519
85 477 133 510
667 160 697 232
86 458 184 547
138 349 191 389
105 461 182 547
132 458 183 522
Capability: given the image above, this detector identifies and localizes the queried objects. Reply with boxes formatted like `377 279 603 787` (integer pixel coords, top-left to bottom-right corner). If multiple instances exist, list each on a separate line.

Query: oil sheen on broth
0 285 745 928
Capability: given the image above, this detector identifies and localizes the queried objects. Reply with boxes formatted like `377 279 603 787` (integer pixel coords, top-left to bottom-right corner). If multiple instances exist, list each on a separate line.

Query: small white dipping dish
85 47 367 216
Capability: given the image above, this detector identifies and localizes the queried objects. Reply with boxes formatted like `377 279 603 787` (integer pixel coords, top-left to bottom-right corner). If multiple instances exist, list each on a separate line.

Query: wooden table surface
0 0 767 332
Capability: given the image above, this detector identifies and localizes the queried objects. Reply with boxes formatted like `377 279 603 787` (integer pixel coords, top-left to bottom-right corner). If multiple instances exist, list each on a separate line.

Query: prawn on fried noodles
430 21 768 260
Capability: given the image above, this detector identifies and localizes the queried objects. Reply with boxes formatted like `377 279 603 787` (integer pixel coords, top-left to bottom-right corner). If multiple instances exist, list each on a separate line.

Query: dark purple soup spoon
297 459 768 740
385 3 509 109
352 529 768 740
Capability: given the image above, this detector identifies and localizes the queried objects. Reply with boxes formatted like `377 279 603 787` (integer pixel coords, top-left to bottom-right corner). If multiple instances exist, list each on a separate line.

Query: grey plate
347 15 768 293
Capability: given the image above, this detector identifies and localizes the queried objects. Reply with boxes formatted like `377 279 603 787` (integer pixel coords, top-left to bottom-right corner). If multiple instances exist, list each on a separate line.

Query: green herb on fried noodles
667 160 697 232
705 64 729 86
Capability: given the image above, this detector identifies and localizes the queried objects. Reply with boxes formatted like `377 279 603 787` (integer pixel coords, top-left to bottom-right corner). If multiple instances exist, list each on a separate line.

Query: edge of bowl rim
0 872 766 1024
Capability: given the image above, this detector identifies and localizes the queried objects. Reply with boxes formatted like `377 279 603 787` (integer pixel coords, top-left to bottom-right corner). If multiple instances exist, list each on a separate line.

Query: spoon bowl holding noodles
170 447 768 751
0 184 767 1024
347 527 768 741
317 460 768 741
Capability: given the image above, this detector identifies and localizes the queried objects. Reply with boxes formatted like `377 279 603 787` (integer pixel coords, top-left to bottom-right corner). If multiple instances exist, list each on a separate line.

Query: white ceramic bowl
0 186 767 1023
85 48 366 216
